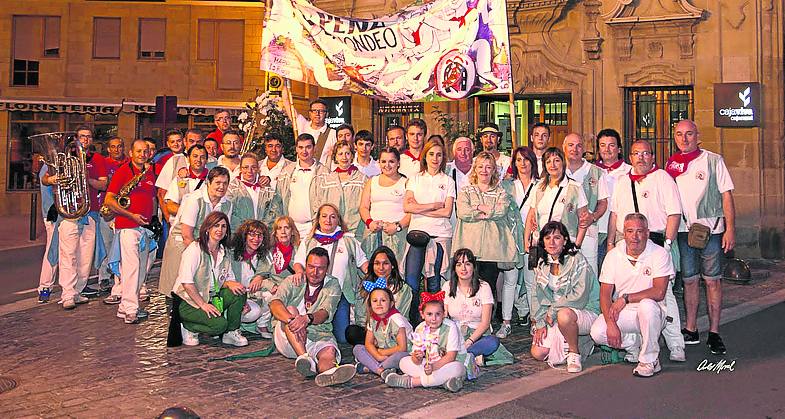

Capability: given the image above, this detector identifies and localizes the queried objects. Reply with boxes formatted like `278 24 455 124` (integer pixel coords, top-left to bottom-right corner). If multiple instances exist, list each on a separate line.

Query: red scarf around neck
272 242 293 274
595 159 623 172
628 165 658 183
665 148 702 178
403 150 421 161
371 307 400 331
189 168 208 180
334 164 358 175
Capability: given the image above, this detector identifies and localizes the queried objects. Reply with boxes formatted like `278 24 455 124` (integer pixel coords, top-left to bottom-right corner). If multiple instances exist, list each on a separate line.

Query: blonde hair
310 203 348 236
331 139 355 164
469 151 500 187
271 216 300 247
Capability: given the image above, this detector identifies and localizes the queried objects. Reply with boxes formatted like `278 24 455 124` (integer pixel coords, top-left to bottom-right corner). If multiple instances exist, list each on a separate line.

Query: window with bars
624 87 693 167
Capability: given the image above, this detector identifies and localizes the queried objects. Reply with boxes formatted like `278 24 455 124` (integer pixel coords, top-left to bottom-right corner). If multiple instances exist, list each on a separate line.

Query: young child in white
352 287 413 379
385 294 467 392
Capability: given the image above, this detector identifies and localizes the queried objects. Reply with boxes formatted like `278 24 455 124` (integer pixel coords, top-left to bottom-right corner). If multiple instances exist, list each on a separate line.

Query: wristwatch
395 222 403 232
307 313 315 324
622 293 630 304
665 238 673 247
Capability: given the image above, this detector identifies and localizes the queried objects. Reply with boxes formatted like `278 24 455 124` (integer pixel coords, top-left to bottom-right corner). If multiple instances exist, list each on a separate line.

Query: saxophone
99 162 151 218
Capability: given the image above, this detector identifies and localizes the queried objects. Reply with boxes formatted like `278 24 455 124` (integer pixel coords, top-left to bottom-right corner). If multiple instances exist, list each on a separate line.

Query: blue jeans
332 294 351 343
677 232 723 281
467 335 500 357
405 242 444 324
597 234 608 275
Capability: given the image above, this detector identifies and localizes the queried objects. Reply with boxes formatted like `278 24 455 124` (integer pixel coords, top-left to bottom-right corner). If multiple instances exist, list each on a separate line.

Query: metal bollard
29 193 38 241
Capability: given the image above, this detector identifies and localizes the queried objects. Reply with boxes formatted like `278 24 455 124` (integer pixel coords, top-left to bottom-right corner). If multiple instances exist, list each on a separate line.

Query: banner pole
285 78 299 139
505 38 518 148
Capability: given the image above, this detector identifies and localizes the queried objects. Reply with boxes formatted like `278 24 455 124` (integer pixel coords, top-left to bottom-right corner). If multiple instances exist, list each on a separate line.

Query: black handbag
528 186 563 270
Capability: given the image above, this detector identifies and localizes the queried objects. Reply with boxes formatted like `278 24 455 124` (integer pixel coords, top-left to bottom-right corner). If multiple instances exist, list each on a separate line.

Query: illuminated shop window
624 87 693 167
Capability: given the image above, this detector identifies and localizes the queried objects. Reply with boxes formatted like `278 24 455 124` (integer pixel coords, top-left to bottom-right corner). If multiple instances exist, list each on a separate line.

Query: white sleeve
178 194 200 228
155 158 175 189
293 241 308 267
353 239 368 267
610 179 624 215
598 251 616 285
405 174 417 192
661 174 683 216
653 247 676 280
296 114 309 134
479 282 495 305
714 156 735 193
445 175 457 199
575 184 588 208
597 173 610 200
164 178 181 203
445 321 462 352
174 243 201 286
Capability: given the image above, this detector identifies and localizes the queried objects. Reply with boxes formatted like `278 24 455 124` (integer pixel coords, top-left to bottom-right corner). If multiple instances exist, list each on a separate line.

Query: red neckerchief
595 159 623 172
304 281 323 310
314 229 344 245
665 149 702 178
403 150 420 161
242 179 262 191
241 250 256 262
629 165 658 183
272 242 293 274
334 165 358 175
371 307 400 331
189 168 208 180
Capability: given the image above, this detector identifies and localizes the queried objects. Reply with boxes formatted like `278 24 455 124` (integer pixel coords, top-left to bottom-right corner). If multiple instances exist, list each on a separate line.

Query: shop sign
322 96 352 128
0 99 120 114
714 83 760 127
377 102 424 114
122 103 243 116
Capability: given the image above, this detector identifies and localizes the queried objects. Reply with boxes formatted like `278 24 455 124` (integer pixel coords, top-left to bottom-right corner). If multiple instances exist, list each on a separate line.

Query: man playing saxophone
47 126 108 310
104 139 159 324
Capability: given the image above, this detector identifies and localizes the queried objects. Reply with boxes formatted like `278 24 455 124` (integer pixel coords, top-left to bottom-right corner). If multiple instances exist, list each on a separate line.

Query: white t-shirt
296 114 336 165
441 281 494 331
258 157 291 190
406 171 456 238
534 177 588 231
238 254 263 287
513 178 538 223
287 161 317 224
369 176 406 222
217 155 241 180
176 187 231 229
597 161 631 234
399 151 421 180
415 318 466 355
567 159 610 202
164 176 207 224
293 234 368 289
611 169 681 235
673 150 734 233
173 242 235 292
600 240 675 309
155 154 188 190
354 156 381 178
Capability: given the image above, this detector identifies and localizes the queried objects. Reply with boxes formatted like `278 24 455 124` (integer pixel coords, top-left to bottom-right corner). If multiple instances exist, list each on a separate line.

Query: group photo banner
260 0 512 102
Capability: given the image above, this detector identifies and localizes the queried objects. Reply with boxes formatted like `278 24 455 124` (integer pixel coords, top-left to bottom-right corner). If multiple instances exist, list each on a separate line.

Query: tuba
30 132 90 219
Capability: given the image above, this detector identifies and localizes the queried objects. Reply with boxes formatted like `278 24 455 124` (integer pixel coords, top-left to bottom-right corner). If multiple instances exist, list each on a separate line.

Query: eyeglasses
309 109 327 114
215 117 231 122
248 231 264 238
631 151 653 158
77 134 93 139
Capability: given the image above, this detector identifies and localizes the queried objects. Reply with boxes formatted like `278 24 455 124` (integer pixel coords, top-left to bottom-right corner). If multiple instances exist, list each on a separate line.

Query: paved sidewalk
0 260 783 418
0 214 46 252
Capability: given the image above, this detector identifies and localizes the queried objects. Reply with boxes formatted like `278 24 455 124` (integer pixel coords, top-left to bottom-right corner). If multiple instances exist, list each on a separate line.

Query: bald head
562 133 585 163
674 119 699 153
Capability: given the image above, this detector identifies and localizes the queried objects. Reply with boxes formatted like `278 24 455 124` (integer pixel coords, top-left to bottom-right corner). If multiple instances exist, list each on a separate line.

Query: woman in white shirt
292 203 369 343
360 147 410 264
403 140 456 323
171 211 248 347
229 220 273 338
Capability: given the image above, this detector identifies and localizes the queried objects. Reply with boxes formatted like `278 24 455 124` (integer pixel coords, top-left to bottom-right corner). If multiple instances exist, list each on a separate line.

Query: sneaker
495 323 512 339
103 295 121 305
181 325 199 346
624 350 640 364
518 314 530 327
136 309 149 320
566 352 582 373
385 373 412 388
222 330 249 347
355 362 369 375
124 313 139 324
73 295 89 305
295 354 317 378
63 299 76 310
38 288 51 303
257 327 273 339
669 347 687 362
707 332 727 355
633 359 662 377
443 376 464 393
380 368 396 381
315 364 356 387
80 286 100 297
682 328 700 345
474 354 485 367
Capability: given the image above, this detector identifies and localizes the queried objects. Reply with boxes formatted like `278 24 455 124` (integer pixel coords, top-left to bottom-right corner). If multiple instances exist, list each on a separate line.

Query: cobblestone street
0 260 783 418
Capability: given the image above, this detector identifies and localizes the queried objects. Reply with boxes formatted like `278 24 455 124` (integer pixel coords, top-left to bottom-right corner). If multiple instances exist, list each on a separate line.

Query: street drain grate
0 377 17 394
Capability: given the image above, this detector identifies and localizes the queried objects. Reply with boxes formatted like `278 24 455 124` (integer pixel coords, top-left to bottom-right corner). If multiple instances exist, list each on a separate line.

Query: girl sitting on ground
352 287 413 378
385 292 467 392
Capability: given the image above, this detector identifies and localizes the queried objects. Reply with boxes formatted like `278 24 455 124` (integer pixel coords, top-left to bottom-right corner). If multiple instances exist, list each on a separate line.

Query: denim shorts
677 232 723 281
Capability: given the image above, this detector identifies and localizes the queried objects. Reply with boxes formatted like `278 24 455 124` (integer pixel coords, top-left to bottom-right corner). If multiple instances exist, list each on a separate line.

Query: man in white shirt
163 144 209 225
666 119 735 355
608 139 685 362
275 133 331 239
529 122 550 174
591 213 673 377
446 136 473 226
476 123 511 177
282 86 336 166
155 130 187 224
258 135 292 190
217 130 242 180
593 128 631 270
386 125 406 153
563 133 608 274
399 119 428 178
353 130 381 177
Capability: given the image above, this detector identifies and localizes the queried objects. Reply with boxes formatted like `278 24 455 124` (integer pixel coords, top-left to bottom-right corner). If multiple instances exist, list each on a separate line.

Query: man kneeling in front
270 247 356 386
590 213 673 377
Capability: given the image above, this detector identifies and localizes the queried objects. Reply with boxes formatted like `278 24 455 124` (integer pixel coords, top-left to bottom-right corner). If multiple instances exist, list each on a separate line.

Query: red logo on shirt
473 299 480 307
696 171 706 181
643 267 651 276
566 202 574 212
642 191 649 198
438 184 446 190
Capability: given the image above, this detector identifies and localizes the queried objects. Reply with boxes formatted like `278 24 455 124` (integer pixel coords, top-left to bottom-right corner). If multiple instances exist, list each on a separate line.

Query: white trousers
662 283 685 350
58 217 96 301
590 299 665 364
579 233 598 277
500 268 519 321
241 297 272 328
399 356 465 387
38 221 58 291
118 229 152 316
513 255 535 319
